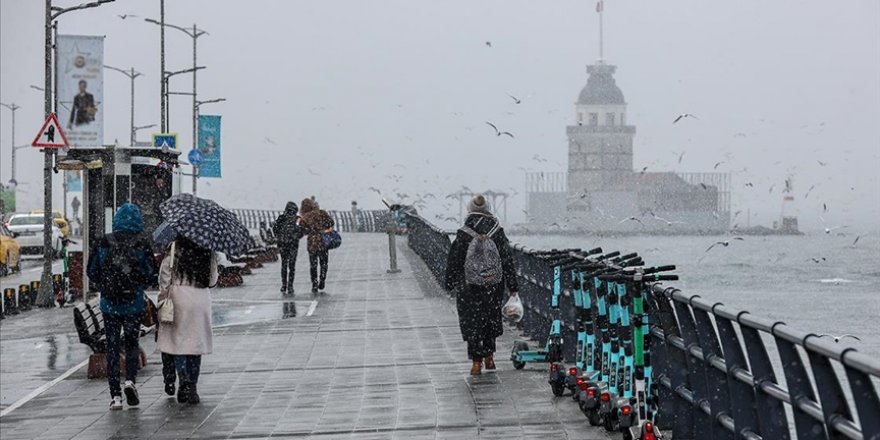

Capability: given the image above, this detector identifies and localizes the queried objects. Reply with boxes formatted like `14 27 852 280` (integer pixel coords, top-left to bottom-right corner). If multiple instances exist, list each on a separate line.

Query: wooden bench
73 300 148 379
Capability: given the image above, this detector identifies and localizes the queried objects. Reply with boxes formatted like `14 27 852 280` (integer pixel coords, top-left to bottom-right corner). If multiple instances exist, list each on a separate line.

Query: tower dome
577 64 625 105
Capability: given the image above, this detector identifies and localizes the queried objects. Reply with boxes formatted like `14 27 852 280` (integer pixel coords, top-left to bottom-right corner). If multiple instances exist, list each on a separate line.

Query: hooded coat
445 213 519 343
299 198 335 253
273 202 303 246
87 203 156 316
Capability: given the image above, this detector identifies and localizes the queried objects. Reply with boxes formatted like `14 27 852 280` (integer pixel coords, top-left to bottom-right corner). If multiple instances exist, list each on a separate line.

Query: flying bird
649 212 685 226
713 161 725 170
532 154 548 163
307 168 320 176
818 334 861 343
822 203 827 213
117 14 139 19
640 166 648 175
745 182 754 187
768 184 776 194
485 41 492 47
618 216 644 226
677 151 685 164
705 237 745 252
700 183 708 190
507 94 522 104
368 187 381 195
263 137 276 145
817 160 828 166
809 257 827 263
824 225 847 234
852 235 860 246
804 185 816 199
673 113 698 124
485 121 514 138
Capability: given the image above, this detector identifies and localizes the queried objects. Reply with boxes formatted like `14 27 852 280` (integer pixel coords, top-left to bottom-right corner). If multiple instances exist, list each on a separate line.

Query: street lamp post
192 98 225 195
37 0 116 308
103 65 142 146
0 102 20 184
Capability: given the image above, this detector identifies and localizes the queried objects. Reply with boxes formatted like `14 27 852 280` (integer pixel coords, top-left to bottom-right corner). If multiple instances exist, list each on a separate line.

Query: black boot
187 383 200 404
164 380 176 396
177 383 189 403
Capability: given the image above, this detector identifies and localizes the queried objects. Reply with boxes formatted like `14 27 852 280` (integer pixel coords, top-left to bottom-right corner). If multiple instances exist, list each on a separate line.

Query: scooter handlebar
643 265 676 274
598 251 621 260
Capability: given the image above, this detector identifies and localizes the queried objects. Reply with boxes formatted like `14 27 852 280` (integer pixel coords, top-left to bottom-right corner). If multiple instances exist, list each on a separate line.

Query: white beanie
467 194 491 214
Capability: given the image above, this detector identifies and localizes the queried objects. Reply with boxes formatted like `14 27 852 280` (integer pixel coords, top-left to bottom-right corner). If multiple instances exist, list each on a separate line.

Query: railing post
386 210 400 274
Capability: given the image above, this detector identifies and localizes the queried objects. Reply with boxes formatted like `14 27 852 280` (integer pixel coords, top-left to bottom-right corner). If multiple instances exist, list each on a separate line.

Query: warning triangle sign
31 113 69 149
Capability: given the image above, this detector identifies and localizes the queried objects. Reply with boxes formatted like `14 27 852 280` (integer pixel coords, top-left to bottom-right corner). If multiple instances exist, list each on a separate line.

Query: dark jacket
69 92 96 126
445 213 519 342
299 198 335 253
87 203 156 316
273 202 303 246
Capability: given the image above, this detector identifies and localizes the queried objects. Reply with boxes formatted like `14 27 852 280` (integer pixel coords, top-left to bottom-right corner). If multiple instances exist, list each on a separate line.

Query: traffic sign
152 132 178 150
31 113 69 149
187 148 204 166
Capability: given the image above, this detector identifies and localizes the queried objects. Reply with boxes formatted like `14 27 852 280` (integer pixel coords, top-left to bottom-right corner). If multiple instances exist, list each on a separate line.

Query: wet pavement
0 234 613 439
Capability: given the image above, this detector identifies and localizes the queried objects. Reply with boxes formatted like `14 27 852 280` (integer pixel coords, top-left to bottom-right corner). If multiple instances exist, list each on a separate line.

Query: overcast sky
1 0 878 231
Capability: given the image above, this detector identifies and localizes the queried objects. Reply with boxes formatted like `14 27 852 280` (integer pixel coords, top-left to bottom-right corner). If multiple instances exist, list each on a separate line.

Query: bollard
18 284 30 311
385 211 401 274
5 287 19 315
29 280 39 306
53 274 64 307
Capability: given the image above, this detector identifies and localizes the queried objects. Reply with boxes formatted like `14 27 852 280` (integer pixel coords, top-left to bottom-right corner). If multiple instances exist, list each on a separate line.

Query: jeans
280 245 298 290
162 352 177 384
466 337 496 361
104 313 141 396
175 355 202 384
308 251 328 288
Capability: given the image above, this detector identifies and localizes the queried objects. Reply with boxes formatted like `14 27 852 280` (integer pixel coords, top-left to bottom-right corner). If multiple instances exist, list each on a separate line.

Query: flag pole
598 1 604 63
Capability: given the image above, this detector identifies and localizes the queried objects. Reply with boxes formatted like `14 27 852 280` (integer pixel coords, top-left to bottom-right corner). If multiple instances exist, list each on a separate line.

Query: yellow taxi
30 209 71 237
0 223 22 276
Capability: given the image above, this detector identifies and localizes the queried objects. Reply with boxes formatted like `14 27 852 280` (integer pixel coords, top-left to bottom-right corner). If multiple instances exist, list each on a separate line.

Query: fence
404 212 880 440
232 209 389 233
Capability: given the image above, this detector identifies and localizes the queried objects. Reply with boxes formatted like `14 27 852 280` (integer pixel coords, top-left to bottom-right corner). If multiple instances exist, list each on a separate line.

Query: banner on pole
65 170 82 192
197 115 221 178
56 35 104 148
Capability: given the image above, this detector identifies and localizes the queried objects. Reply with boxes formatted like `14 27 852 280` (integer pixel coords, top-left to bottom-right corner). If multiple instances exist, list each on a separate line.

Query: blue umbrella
152 221 177 252
159 194 252 255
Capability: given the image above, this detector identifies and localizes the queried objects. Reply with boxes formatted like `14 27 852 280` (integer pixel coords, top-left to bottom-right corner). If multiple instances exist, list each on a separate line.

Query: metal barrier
403 213 880 440
232 208 390 233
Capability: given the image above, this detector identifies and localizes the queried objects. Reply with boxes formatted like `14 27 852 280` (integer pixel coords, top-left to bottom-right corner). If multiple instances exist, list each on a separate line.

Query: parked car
30 209 71 237
7 214 63 258
0 223 21 276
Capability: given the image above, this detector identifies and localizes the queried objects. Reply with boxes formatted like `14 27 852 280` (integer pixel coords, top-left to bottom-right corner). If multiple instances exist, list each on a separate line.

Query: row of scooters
510 247 676 440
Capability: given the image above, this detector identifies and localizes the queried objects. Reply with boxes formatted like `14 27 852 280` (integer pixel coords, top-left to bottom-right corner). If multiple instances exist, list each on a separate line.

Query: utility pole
37 0 115 308
0 102 19 183
103 65 142 146
160 0 165 132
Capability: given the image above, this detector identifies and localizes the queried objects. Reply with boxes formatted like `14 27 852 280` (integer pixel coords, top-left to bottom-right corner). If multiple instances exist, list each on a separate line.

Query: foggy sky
1 0 878 231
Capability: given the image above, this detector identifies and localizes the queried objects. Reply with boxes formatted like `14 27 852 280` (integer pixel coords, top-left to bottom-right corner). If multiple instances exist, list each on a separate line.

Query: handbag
322 228 342 250
158 297 174 324
143 296 159 327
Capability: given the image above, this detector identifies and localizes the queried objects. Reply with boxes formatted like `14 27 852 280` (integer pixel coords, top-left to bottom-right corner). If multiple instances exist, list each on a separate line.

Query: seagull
673 113 698 124
532 154 547 163
263 137 276 145
640 166 648 175
700 183 708 190
507 94 522 104
713 161 725 170
817 160 828 166
618 216 644 226
117 14 139 19
307 168 320 176
677 151 685 164
804 185 816 199
824 226 847 234
485 41 492 47
823 203 827 213
485 121 514 138
368 187 381 195
745 182 754 187
852 235 860 246
649 212 685 226
818 334 861 343
809 257 827 263
769 184 776 194
733 210 742 219
705 237 745 252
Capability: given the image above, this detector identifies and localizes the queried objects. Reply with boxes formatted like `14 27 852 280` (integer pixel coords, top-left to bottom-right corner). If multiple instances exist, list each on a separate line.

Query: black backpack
101 235 144 304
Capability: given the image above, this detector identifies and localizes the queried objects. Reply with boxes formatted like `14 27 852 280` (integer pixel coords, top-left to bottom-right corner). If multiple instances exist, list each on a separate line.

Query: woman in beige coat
157 237 218 404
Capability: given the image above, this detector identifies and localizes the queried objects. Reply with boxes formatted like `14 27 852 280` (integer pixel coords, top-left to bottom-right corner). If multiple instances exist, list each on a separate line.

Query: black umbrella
159 194 252 255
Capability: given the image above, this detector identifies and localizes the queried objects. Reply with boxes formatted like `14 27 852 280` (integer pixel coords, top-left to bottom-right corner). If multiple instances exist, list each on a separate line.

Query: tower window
621 113 626 126
589 113 598 126
606 113 615 126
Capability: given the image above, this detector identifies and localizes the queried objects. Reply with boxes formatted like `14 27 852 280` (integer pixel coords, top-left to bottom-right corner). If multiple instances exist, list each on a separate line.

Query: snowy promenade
0 234 613 439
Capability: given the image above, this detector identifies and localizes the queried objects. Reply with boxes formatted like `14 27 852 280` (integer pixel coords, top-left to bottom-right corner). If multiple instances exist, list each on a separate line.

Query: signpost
152 132 178 150
31 113 69 149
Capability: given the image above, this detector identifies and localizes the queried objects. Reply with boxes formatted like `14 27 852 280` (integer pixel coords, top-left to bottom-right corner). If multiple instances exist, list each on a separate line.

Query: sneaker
123 380 140 406
109 396 123 410
164 381 176 396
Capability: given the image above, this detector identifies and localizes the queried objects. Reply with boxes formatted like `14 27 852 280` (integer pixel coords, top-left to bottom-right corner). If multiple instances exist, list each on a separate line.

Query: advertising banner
65 170 82 192
197 115 221 178
56 35 104 147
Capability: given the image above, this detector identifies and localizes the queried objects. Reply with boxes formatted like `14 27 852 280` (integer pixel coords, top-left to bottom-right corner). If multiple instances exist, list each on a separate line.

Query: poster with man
197 115 222 177
56 35 104 147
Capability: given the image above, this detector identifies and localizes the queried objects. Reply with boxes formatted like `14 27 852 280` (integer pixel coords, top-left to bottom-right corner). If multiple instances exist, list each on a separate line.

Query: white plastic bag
502 295 524 323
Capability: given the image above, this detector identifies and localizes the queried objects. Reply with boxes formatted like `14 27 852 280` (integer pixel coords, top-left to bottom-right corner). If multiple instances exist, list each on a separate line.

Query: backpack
275 215 303 245
101 235 144 304
461 224 503 286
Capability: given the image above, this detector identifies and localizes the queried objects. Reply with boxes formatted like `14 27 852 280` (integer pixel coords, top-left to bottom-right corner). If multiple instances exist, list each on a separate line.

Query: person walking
157 237 218 404
87 203 156 410
273 202 303 295
445 195 519 376
299 197 335 294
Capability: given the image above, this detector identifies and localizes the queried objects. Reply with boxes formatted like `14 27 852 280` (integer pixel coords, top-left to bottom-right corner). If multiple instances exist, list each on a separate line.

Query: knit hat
285 201 298 215
467 194 491 214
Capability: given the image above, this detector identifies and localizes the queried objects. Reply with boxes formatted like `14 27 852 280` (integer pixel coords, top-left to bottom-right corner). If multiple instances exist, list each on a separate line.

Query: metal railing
232 208 389 233
403 213 880 440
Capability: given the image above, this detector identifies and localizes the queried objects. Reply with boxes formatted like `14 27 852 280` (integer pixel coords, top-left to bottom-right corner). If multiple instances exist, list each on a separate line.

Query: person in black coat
445 195 519 375
273 202 303 295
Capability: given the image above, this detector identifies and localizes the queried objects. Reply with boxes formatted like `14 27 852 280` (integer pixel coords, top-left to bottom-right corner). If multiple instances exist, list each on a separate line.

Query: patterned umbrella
159 194 252 255
152 221 177 252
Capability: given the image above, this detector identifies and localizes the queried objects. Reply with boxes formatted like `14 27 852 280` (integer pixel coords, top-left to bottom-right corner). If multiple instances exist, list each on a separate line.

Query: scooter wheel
603 414 616 431
586 409 602 426
622 430 634 440
550 382 565 397
512 360 526 370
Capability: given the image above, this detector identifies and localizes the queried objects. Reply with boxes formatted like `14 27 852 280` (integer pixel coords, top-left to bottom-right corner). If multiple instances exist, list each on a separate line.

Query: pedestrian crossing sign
31 113 68 149
152 133 178 151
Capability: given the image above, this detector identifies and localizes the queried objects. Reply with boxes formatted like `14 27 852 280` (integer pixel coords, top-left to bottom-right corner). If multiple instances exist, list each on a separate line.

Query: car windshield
10 216 44 226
